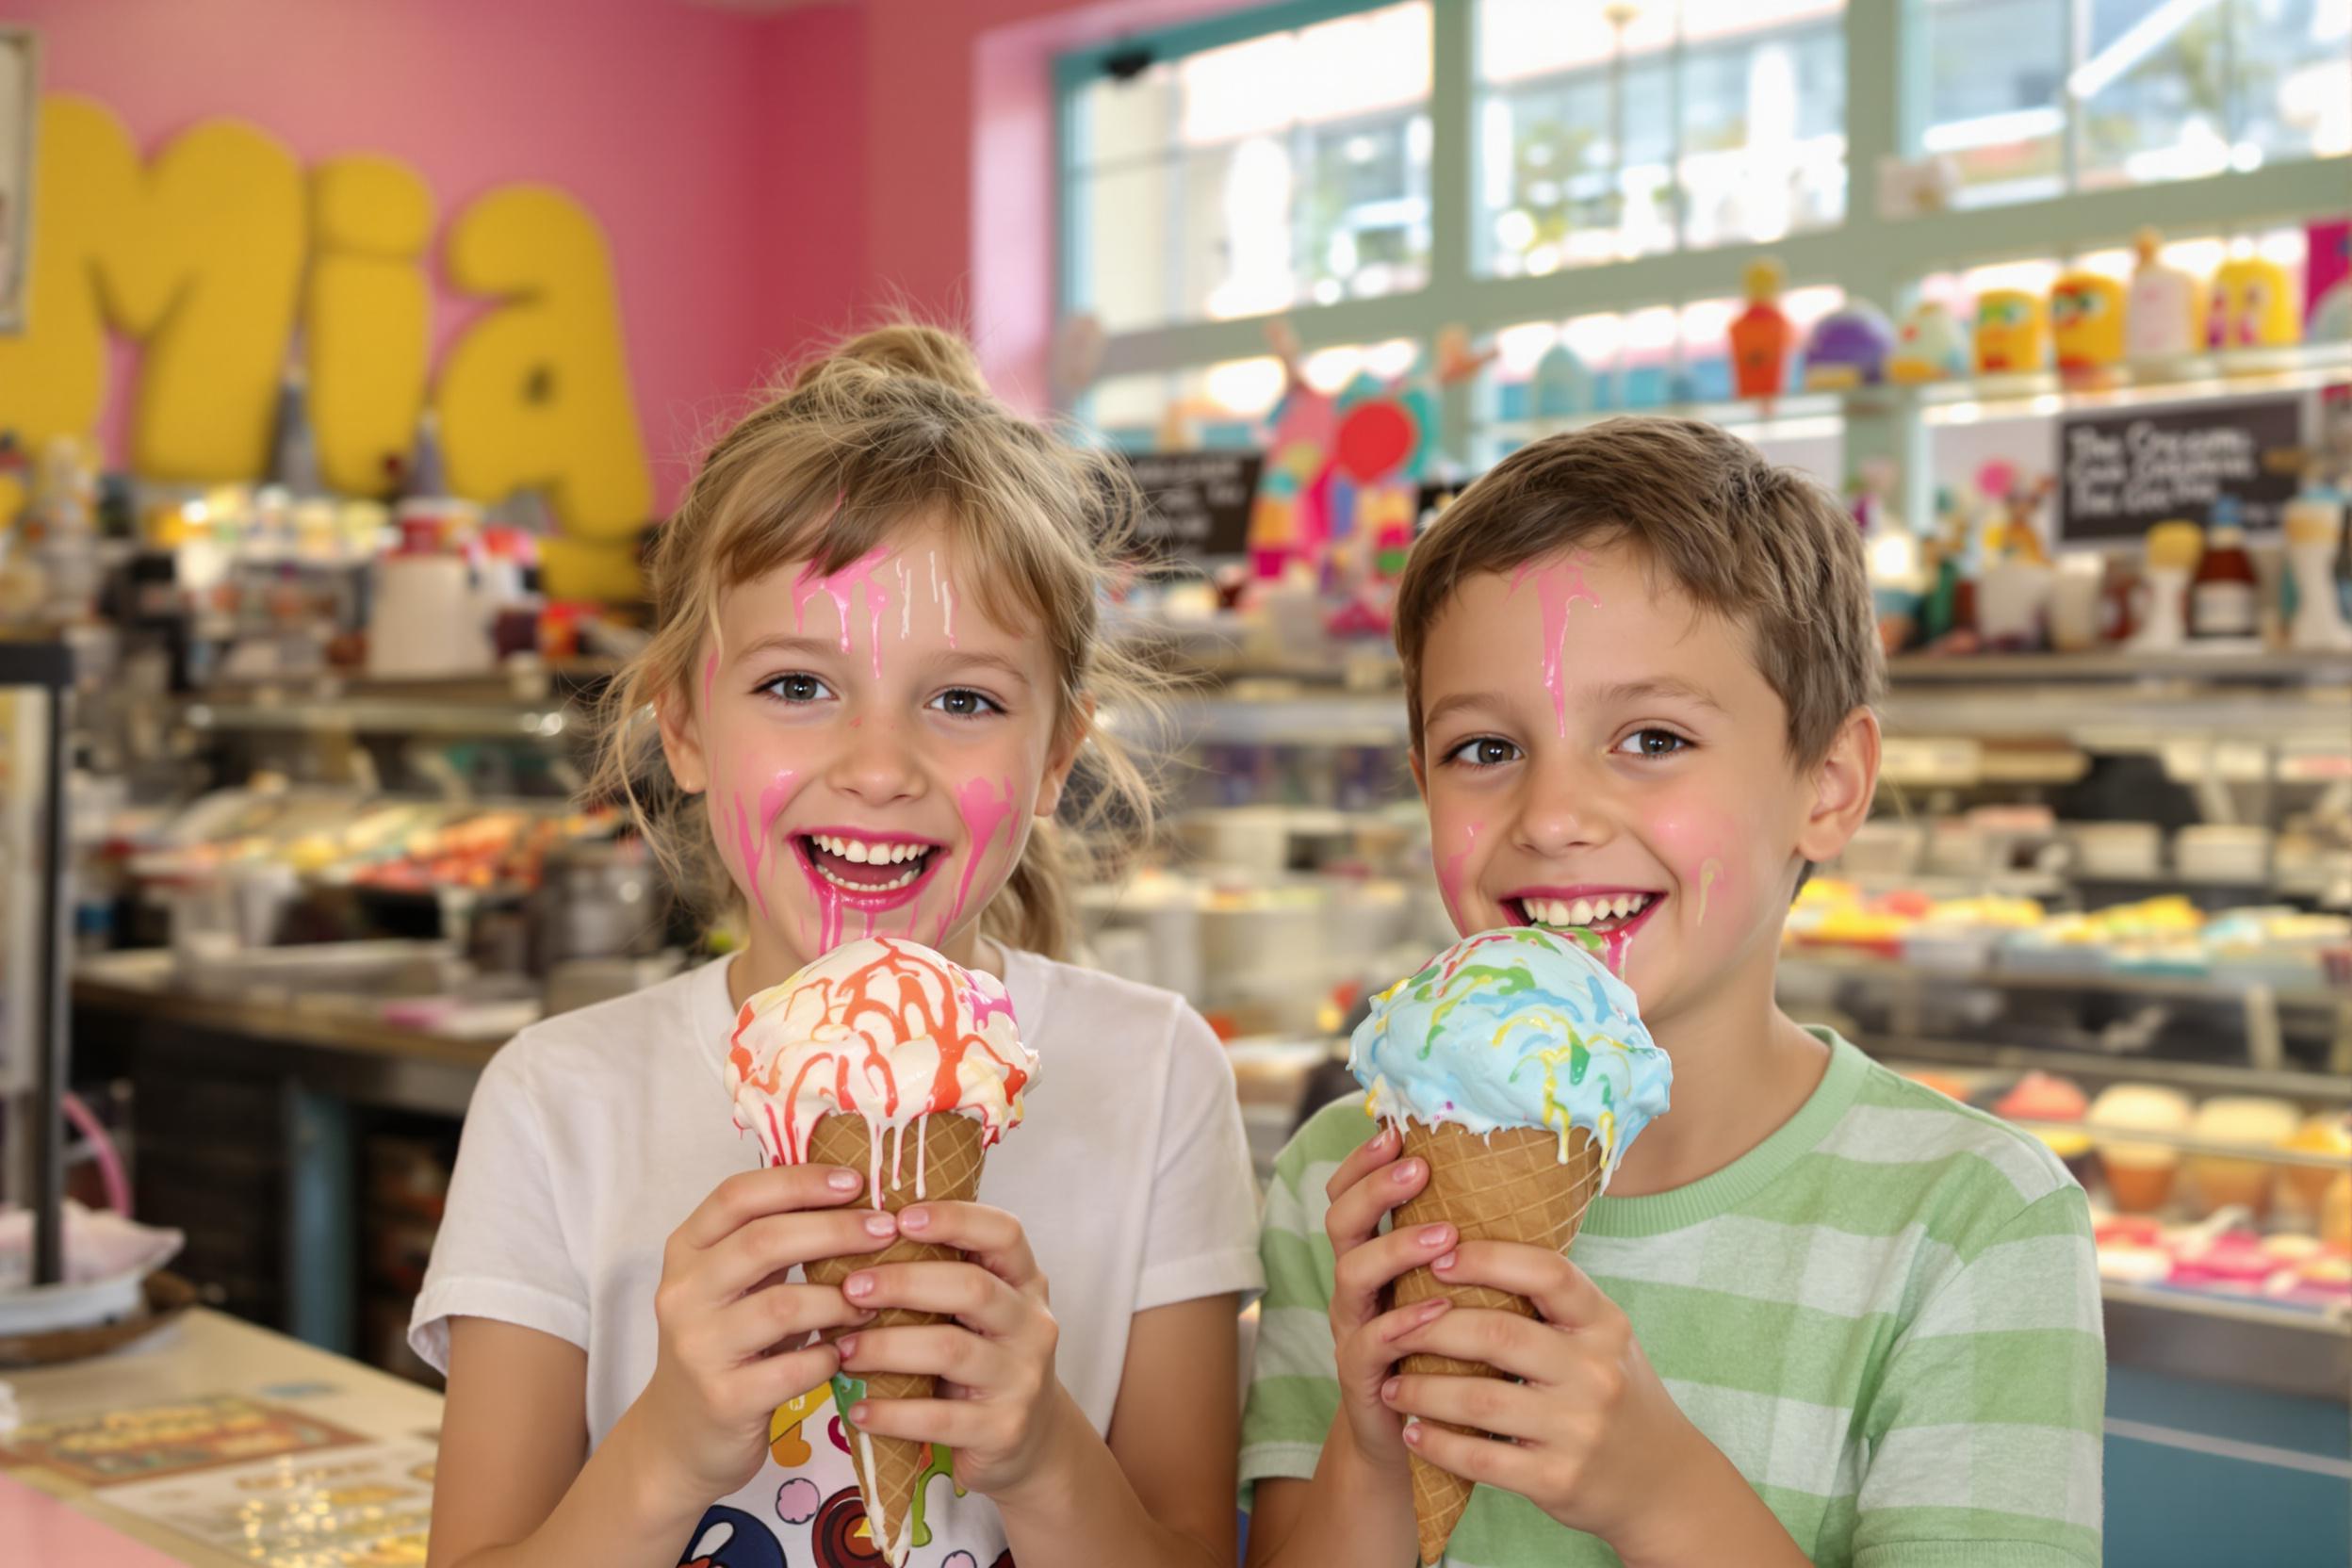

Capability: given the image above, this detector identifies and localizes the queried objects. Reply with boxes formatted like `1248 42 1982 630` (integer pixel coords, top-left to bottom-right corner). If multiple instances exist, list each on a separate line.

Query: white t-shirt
411 946 1265 1568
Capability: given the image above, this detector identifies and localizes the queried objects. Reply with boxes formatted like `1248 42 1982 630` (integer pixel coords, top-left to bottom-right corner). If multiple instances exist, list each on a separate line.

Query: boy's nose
1513 767 1615 858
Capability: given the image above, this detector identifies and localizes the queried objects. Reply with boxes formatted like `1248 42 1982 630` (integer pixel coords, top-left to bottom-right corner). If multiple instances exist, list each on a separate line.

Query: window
1064 2 1432 332
1081 339 1420 452
1919 0 2352 207
1476 0 1847 275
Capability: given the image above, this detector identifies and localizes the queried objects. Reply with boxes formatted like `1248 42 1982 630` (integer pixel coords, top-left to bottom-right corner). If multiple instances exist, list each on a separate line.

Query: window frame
1054 0 2349 475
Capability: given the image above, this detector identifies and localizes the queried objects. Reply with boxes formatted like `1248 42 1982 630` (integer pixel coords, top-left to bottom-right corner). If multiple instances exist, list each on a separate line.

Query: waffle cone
1387 1120 1604 1566
798 1111 988 1566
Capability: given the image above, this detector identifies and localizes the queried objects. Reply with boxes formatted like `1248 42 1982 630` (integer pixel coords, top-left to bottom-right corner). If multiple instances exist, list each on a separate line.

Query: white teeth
1543 900 1568 925
1612 895 1634 918
843 840 871 863
813 858 921 893
1568 899 1593 925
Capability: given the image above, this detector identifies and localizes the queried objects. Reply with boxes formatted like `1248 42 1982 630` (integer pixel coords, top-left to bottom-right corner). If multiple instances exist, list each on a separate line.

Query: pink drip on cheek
729 793 768 919
1435 822 1481 934
944 776 1021 936
1507 553 1601 737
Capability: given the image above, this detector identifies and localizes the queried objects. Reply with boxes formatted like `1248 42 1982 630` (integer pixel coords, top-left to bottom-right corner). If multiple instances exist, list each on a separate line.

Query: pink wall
14 0 787 508
13 0 1259 502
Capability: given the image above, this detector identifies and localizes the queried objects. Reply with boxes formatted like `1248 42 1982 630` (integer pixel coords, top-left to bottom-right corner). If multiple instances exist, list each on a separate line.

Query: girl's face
662 514 1079 977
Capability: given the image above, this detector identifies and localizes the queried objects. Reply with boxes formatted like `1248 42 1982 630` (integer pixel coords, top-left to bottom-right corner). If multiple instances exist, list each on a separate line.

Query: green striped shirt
1241 1031 2104 1567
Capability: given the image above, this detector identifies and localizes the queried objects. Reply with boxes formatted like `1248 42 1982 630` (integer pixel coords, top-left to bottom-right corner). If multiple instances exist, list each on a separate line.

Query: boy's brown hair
1396 416 1883 763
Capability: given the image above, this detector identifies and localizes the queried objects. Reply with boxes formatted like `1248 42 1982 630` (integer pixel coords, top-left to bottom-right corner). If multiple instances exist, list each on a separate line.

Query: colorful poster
0 1395 365 1487
94 1436 438 1568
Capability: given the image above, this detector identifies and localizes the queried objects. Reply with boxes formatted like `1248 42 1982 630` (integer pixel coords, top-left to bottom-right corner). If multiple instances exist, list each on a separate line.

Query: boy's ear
657 690 710 796
1035 695 1093 818
1793 707 1881 864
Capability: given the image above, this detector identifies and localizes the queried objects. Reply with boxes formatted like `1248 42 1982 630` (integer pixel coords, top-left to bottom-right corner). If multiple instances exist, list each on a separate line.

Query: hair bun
797 321 991 400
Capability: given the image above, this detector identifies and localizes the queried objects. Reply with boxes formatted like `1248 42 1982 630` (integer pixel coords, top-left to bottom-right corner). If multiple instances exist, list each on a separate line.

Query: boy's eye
1444 736 1523 768
760 672 832 704
930 687 1003 719
1614 727 1690 759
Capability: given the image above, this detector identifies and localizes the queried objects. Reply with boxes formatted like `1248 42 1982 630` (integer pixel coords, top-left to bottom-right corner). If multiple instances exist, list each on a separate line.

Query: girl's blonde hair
587 322 1158 959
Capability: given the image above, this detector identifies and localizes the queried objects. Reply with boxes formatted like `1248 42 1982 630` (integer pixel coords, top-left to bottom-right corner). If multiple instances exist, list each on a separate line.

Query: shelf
1858 1034 2352 1105
1481 342 2352 438
1781 950 2349 1010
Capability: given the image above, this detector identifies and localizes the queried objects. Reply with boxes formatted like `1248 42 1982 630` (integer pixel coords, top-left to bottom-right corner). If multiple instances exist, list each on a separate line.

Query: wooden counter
2 1309 442 1565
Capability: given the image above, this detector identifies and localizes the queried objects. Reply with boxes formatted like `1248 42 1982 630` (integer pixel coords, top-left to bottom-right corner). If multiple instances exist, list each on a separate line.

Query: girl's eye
1615 727 1690 759
760 673 832 704
930 688 1003 719
1444 736 1523 769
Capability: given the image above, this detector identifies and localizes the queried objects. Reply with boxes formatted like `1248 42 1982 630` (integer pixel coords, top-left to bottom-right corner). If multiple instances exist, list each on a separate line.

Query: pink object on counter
1993 1070 2088 1122
0 1473 193 1565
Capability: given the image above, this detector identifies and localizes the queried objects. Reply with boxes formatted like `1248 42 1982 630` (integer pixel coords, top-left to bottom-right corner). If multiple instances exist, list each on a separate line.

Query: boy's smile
1413 541 1857 1033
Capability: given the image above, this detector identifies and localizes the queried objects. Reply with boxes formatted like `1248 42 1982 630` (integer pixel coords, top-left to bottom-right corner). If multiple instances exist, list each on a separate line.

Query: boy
1241 419 2102 1567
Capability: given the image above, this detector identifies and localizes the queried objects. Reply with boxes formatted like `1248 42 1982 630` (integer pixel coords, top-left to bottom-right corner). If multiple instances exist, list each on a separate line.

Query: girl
413 325 1263 1568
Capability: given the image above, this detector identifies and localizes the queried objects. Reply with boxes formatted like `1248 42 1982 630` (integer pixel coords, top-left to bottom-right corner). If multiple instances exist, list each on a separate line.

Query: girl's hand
630 1165 886 1503
1380 1240 1694 1554
1320 1125 1458 1476
830 1201 1071 1500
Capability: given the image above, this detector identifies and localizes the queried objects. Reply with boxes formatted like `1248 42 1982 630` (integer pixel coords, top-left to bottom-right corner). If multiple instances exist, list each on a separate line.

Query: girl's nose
828 711 922 807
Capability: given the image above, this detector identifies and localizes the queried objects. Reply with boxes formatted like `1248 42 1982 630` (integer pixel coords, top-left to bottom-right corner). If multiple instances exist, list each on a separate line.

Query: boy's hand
829 1201 1071 1502
1380 1240 1696 1554
1321 1125 1459 1475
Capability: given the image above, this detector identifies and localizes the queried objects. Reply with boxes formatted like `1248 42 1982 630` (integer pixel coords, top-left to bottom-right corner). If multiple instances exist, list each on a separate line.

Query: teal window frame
1054 0 2349 480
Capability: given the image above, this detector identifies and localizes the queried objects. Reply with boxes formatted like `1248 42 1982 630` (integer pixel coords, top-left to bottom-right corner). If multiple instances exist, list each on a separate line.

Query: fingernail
845 1274 874 1298
1418 1225 1451 1249
848 1402 869 1426
827 1169 860 1192
862 1213 897 1238
1378 1126 1398 1149
1403 1422 1424 1447
1394 1160 1421 1184
837 1334 858 1358
1380 1378 1401 1403
1416 1299 1448 1325
1433 1251 1457 1271
901 1206 929 1233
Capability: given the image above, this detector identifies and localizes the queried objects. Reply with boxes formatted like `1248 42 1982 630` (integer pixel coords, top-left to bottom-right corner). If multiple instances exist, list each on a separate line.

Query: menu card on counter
1123 450 1263 565
94 1435 438 1568
2056 394 2304 543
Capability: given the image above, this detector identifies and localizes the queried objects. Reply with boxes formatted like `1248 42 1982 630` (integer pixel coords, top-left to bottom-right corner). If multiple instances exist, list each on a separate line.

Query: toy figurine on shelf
2050 270 2128 375
1976 466 2057 649
1973 289 2047 373
2281 480 2352 651
2125 228 2204 361
1887 301 1969 384
1917 485 1980 651
1802 301 1897 390
2208 254 2299 349
1729 257 1795 400
1529 342 1593 417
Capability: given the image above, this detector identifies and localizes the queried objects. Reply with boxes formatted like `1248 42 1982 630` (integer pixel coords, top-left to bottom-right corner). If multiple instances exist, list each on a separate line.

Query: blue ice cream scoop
1348 926 1672 1186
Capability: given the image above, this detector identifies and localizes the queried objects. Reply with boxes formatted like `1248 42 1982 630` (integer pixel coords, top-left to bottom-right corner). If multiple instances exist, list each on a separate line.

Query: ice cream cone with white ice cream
727 936 1037 1567
1349 926 1672 1565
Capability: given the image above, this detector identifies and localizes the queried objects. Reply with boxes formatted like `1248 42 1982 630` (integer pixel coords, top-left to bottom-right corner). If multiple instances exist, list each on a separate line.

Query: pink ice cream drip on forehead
1508 552 1602 737
792 542 896 669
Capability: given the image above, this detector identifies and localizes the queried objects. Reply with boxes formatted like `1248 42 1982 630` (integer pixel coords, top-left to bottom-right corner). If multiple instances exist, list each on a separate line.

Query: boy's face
1413 541 1872 1029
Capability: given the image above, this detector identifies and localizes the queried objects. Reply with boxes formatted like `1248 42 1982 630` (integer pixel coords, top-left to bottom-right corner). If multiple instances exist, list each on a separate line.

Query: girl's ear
1035 696 1092 818
657 689 710 795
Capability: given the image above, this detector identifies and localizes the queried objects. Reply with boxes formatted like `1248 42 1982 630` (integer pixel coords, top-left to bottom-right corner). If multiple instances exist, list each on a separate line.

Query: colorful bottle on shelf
1973 290 2046 373
2207 256 2299 350
1802 301 1897 390
1886 301 1968 384
1729 258 1794 400
2281 484 2352 650
2125 228 2204 361
2128 519 2201 652
2187 497 2261 645
2050 271 2127 373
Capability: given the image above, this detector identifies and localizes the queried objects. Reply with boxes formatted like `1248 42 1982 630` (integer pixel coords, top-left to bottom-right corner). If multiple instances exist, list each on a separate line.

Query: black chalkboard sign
2056 395 2304 544
1123 451 1263 563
